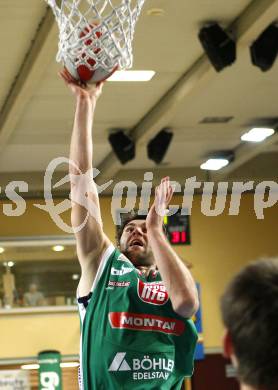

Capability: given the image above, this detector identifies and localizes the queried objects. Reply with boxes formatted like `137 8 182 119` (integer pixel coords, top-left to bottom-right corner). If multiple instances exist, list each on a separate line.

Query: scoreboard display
163 210 191 245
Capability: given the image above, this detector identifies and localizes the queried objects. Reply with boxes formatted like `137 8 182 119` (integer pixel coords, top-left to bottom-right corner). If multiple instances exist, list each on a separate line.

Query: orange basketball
65 24 117 83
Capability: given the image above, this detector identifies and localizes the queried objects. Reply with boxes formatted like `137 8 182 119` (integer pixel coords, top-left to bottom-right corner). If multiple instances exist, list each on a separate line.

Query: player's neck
136 265 156 277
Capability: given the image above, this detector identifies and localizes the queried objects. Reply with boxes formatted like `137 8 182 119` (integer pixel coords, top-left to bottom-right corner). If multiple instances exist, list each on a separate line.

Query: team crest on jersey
137 280 169 305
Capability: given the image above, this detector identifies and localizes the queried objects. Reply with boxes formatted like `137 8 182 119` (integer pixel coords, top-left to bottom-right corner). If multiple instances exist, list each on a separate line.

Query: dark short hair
116 212 147 244
220 258 278 390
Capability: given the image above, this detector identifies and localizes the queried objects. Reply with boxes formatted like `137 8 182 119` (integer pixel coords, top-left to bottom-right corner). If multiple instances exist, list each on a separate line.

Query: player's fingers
158 181 167 211
96 81 104 89
96 83 104 97
155 185 162 204
166 178 173 201
163 177 170 196
80 81 88 89
162 180 172 204
61 68 72 81
61 71 75 86
64 68 80 85
63 67 73 79
163 178 168 196
156 186 164 211
59 71 74 90
166 185 174 203
58 70 68 82
155 186 161 204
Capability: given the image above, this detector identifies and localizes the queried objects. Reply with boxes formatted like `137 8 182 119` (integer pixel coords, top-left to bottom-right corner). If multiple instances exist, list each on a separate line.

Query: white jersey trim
90 243 115 294
77 243 115 317
77 243 115 390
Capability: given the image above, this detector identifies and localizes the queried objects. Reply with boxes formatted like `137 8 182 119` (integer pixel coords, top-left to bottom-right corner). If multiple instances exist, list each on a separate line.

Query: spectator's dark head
221 258 278 390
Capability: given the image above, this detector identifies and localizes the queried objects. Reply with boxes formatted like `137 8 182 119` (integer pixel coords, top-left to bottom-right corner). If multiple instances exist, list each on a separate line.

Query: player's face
119 220 154 266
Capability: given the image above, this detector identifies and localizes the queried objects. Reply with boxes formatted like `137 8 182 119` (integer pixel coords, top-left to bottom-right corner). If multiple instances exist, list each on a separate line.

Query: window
0 236 79 309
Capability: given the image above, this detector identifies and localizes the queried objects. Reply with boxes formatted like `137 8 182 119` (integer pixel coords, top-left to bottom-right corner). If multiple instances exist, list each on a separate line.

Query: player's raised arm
146 177 199 318
60 69 111 296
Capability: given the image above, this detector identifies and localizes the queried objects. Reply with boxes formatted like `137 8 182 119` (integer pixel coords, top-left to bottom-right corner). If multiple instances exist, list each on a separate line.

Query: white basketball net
45 0 145 73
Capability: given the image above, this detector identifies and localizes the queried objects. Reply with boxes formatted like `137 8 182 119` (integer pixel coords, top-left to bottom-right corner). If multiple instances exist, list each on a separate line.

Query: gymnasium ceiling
0 0 277 196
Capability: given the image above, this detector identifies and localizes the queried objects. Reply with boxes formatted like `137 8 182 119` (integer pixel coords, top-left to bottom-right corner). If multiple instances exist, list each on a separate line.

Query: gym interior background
0 0 278 389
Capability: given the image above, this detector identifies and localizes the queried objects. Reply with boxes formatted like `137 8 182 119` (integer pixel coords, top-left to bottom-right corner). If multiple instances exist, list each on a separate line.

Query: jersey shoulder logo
137 280 169 305
111 265 134 276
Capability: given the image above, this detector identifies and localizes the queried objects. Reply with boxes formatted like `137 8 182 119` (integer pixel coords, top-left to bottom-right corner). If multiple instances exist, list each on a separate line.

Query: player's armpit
77 237 111 297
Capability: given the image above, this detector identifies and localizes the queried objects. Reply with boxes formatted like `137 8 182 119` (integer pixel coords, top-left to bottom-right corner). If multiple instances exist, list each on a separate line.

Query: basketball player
221 258 278 390
60 69 199 389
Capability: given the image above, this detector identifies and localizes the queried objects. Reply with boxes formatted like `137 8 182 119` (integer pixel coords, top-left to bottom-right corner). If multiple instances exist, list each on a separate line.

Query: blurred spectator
221 258 278 390
23 283 45 306
14 287 25 307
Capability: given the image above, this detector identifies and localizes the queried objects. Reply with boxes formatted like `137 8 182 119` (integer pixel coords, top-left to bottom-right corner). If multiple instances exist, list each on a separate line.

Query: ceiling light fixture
200 158 230 171
21 362 79 370
52 245 65 252
108 70 155 82
146 8 165 17
60 362 79 368
241 127 275 142
4 261 15 267
21 364 39 370
0 247 5 254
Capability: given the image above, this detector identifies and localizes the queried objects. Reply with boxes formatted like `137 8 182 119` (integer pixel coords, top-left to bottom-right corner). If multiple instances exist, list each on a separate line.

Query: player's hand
59 68 103 102
146 177 174 232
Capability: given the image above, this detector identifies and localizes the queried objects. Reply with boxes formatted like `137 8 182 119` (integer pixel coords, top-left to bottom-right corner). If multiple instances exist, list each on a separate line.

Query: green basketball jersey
77 245 198 389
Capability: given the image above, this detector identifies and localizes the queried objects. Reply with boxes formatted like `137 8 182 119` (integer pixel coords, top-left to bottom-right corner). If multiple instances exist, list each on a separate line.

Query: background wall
0 311 79 358
0 194 277 358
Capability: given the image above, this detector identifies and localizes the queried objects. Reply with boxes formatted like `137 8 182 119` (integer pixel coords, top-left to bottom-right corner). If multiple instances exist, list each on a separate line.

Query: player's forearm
70 95 96 174
148 228 199 318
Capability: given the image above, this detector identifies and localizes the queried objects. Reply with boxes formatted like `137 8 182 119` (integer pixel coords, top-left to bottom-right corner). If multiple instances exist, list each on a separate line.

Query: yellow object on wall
3 269 15 307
